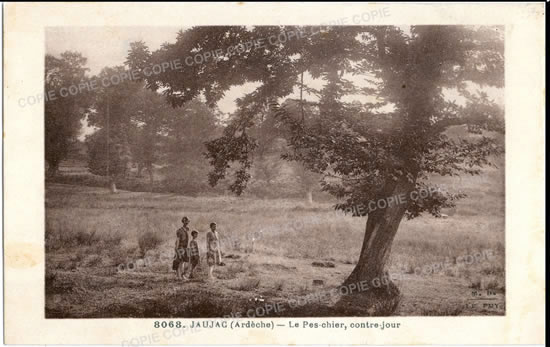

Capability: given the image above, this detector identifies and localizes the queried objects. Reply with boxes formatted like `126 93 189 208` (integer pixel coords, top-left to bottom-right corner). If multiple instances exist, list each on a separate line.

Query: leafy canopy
140 25 504 217
45 52 92 174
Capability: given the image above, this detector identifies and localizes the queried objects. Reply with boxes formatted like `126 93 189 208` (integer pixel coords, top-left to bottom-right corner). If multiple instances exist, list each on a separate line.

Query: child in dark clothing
188 230 200 278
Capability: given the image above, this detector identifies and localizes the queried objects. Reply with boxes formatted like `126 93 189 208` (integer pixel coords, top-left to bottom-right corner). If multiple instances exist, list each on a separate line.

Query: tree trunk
46 163 59 178
109 180 117 193
306 189 313 205
342 178 414 302
148 165 154 193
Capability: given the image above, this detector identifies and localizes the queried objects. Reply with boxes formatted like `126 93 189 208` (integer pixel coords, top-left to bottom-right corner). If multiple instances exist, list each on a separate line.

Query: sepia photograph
3 2 545 345
44 24 506 318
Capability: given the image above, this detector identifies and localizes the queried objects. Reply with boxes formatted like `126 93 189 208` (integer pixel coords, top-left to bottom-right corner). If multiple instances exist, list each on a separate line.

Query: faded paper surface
3 2 545 345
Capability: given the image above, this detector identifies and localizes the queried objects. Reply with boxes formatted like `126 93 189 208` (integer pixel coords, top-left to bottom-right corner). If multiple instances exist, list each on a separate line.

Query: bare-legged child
206 222 222 279
175 216 190 280
188 230 200 278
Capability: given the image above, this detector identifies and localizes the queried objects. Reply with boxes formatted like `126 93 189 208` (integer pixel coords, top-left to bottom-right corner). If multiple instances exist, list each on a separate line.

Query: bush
46 224 100 251
138 231 162 256
230 277 261 291
74 230 98 246
101 232 123 247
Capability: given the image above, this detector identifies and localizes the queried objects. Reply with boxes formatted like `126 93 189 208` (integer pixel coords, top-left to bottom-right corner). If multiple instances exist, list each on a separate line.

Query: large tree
86 127 132 188
121 87 178 191
159 98 221 195
141 26 504 302
125 41 222 193
45 52 91 176
87 66 142 192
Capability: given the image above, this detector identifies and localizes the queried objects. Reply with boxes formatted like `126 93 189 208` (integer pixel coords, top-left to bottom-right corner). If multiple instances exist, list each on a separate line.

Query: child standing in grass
206 222 222 279
174 216 190 280
188 230 200 278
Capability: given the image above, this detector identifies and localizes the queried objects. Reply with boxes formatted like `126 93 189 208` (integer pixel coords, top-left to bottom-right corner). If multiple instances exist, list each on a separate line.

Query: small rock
312 261 335 268
313 279 324 286
224 254 241 259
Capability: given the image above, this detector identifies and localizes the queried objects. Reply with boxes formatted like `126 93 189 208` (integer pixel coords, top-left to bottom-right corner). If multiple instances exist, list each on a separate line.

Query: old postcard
2 2 545 345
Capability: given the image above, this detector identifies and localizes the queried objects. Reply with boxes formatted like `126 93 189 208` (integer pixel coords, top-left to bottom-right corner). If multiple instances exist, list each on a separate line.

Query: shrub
273 279 284 291
74 230 98 246
138 231 162 256
101 232 123 247
230 277 261 291
45 224 100 251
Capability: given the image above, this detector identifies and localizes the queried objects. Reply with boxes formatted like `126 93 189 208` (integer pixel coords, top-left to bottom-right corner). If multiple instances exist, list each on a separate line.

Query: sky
46 26 256 115
47 26 504 138
46 27 182 75
46 26 333 116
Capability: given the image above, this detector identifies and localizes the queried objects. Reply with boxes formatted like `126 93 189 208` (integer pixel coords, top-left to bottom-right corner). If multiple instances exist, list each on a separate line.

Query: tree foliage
86 128 132 177
142 25 504 218
86 66 142 179
45 51 92 176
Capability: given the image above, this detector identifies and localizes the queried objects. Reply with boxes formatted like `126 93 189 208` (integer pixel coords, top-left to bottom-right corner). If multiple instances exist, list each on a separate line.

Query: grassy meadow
45 162 505 317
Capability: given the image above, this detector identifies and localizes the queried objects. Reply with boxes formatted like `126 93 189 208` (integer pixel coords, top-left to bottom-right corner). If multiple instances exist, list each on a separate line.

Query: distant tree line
45 44 325 201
